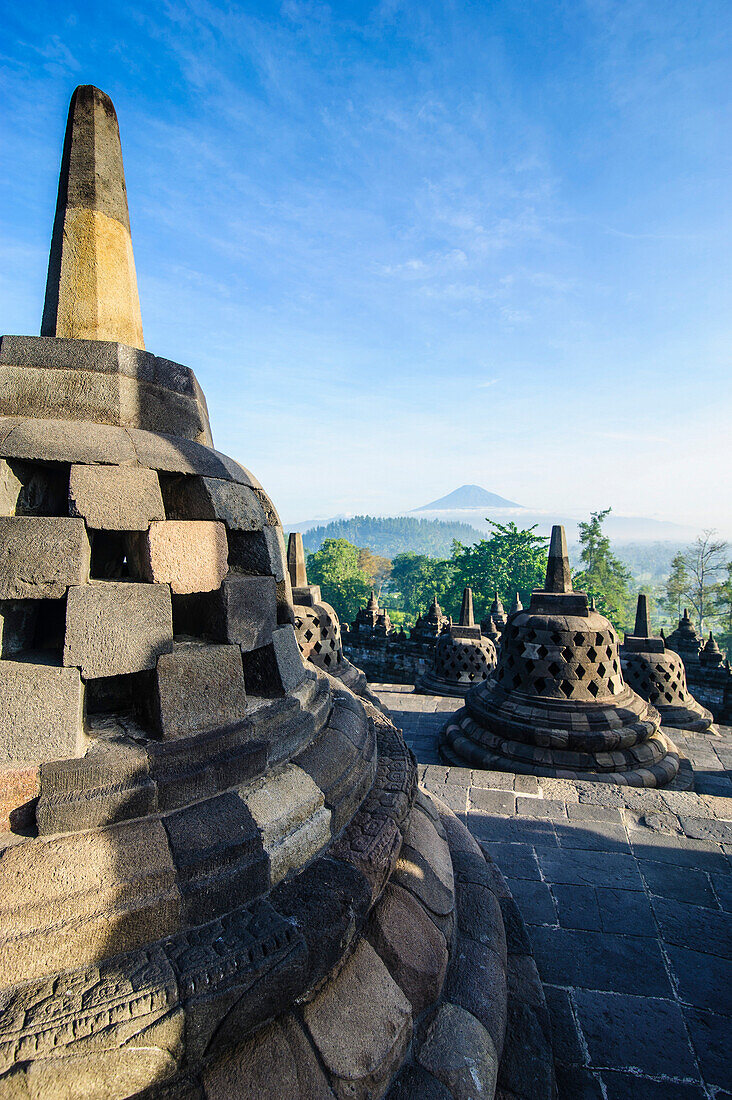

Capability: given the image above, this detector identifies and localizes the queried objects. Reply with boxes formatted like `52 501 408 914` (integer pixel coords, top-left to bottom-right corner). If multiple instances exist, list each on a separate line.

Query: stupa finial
510 592 523 614
287 532 308 588
634 594 650 638
459 587 475 627
544 525 572 594
41 85 144 349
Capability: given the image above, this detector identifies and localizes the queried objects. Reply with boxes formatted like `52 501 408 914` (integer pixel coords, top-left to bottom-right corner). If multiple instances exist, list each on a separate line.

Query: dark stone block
601 1073 705 1100
683 1006 731 1089
497 1000 554 1100
573 989 699 1078
271 856 371 990
499 896 532 954
554 1063 604 1100
596 887 655 937
552 884 601 931
504 878 556 926
487 842 542 881
640 860 718 907
528 927 672 996
543 985 585 1065
666 943 732 1014
651 895 732 957
387 1064 452 1100
537 848 643 889
445 936 507 1054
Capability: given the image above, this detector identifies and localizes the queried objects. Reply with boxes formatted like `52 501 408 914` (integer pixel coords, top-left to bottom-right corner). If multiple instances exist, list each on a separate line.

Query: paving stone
528 927 672 996
543 985 585 1065
679 815 732 844
471 769 514 791
64 581 173 677
537 776 576 800
505 878 556 926
537 848 643 889
666 943 732 1014
595 887 655 937
683 1006 731 1090
68 463 164 530
470 787 516 815
556 820 630 853
552 884 601 931
0 516 90 598
516 796 566 820
651 895 732 958
600 1072 705 1100
470 813 559 847
711 871 732 912
628 827 729 873
417 1002 499 1100
486 842 542 881
514 773 541 795
573 990 699 1078
639 860 718 908
567 803 624 824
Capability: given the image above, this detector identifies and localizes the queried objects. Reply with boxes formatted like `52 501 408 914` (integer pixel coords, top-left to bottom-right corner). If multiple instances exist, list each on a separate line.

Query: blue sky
1 0 730 531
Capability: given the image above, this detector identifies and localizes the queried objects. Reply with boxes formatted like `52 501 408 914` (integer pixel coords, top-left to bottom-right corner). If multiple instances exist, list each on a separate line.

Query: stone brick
0 414 138 467
0 517 90 598
271 625 307 692
150 642 247 739
64 581 173 677
228 526 287 582
128 520 228 594
239 763 331 884
417 1002 499 1100
0 763 39 831
68 463 164 530
366 881 448 1014
173 575 277 650
0 660 84 766
162 474 268 530
303 938 412 1099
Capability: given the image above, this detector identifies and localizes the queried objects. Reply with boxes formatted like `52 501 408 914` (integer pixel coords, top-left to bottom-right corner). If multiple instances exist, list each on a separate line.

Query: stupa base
440 709 681 788
655 702 716 735
418 670 488 698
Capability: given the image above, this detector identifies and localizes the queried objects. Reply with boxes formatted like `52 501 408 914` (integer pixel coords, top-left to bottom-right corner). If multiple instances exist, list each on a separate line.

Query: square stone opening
0 596 67 658
0 458 69 517
89 530 133 580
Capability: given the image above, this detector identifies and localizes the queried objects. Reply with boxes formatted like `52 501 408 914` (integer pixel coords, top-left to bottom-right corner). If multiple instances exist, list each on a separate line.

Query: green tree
306 539 371 624
356 548 392 593
659 552 688 624
715 562 732 657
573 509 632 630
389 553 455 620
450 520 548 620
681 530 729 635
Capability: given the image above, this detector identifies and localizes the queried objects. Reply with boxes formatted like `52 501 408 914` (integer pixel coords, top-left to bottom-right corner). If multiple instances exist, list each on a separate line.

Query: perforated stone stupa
0 85 520 1100
441 526 680 786
421 587 497 696
620 595 713 733
480 591 507 644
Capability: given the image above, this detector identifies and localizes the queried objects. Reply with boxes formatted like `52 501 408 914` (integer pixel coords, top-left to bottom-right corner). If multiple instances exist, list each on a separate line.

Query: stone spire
459 587 475 627
544 525 572 593
41 85 144 349
634 594 651 638
287 532 308 589
510 593 523 614
491 590 505 615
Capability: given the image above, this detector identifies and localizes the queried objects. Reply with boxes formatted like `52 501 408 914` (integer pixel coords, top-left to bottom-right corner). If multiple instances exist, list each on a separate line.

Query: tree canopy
572 509 633 630
305 539 371 624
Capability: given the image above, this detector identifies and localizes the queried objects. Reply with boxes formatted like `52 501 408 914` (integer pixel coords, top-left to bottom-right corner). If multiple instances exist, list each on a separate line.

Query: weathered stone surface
393 803 455 919
228 526 287 582
128 520 228 594
417 1002 499 1100
162 474 267 530
0 660 84 766
0 415 138 467
0 517 90 598
388 1065 452 1100
303 938 412 1100
64 581 173 677
40 85 145 349
366 881 448 1015
446 936 508 1055
239 763 331 884
69 463 164 530
173 575 277 650
0 818 181 983
0 457 68 517
150 642 247 739
271 624 307 692
204 1014 336 1100
0 763 39 831
0 600 39 657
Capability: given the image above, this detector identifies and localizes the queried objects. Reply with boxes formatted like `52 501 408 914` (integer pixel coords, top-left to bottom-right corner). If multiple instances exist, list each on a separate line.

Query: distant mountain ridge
413 484 522 511
299 515 483 559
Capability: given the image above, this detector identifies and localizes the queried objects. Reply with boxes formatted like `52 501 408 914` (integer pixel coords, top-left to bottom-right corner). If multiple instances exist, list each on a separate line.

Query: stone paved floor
374 684 732 1100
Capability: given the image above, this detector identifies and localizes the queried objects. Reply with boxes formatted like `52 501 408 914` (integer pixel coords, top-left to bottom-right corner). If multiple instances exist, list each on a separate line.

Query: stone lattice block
150 642 247 740
174 576 278 651
0 660 85 766
161 475 268 530
128 520 228 594
64 581 173 677
69 463 164 530
0 516 90 599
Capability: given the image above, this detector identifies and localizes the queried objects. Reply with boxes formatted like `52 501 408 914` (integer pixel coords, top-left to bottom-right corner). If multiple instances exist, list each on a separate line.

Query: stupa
348 588 392 636
480 591 507 640
287 532 377 702
420 587 497 696
620 595 713 733
411 595 449 646
0 85 524 1099
700 631 725 668
509 593 523 615
441 526 680 786
666 609 703 667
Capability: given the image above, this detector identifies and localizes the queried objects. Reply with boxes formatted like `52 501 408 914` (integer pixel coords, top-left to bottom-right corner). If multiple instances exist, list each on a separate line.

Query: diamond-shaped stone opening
575 665 586 680
537 644 548 659
525 659 535 672
587 646 597 661
304 629 314 642
597 662 606 676
548 661 561 676
595 633 604 645
550 631 562 645
562 646 574 661
573 632 585 645
534 676 547 693
587 680 600 697
560 680 573 698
